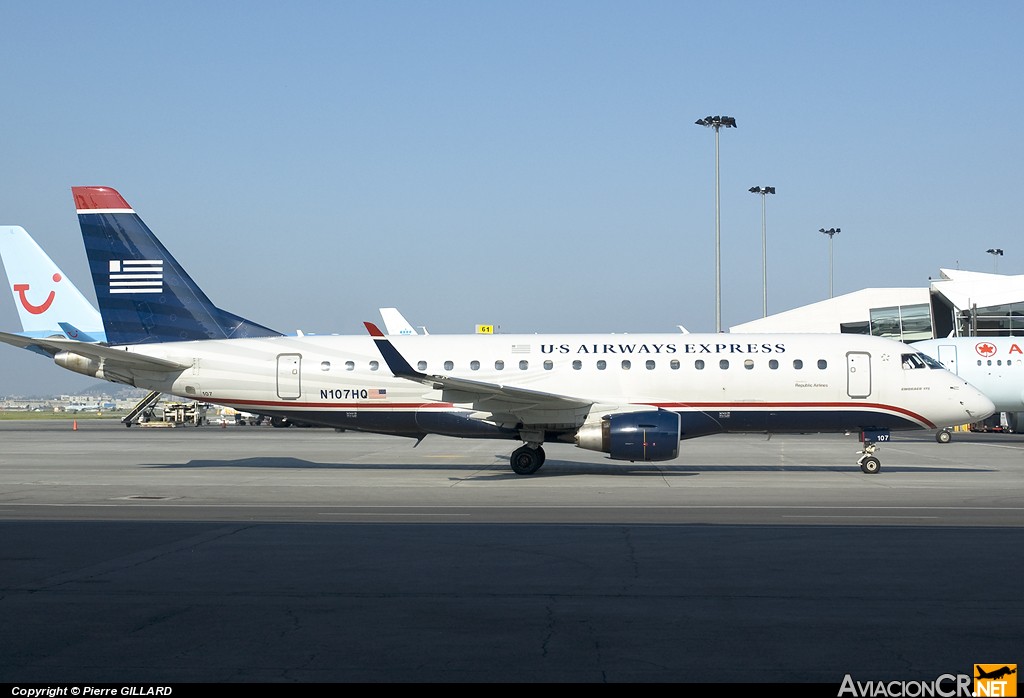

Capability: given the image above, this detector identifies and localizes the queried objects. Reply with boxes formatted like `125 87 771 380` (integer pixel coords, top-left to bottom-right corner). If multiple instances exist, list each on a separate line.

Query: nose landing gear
857 429 890 474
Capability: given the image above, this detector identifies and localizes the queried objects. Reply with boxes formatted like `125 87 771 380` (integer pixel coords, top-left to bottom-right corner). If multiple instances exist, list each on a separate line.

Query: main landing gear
510 444 546 475
935 429 952 444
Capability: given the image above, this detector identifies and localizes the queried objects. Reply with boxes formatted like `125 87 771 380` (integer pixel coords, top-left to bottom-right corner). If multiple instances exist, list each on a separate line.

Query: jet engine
54 351 133 385
54 350 100 377
575 410 681 462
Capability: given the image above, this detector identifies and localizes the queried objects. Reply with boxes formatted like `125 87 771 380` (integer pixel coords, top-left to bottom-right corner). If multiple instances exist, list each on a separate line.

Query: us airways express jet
0 186 995 475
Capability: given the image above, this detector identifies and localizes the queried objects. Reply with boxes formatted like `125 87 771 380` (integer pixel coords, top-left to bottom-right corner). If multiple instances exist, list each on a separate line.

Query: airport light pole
749 186 775 317
986 248 1003 273
696 115 737 332
819 228 840 298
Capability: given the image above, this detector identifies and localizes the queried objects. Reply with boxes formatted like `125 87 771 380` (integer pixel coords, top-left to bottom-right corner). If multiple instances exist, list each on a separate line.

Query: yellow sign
975 664 1018 697
476 325 494 334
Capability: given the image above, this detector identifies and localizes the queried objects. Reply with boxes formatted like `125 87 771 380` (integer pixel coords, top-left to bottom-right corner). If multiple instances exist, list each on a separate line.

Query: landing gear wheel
510 445 545 475
936 429 952 444
859 456 881 474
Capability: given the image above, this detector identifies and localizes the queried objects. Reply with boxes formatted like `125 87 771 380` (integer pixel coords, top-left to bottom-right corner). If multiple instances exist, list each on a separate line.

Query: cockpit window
901 353 928 369
917 353 945 369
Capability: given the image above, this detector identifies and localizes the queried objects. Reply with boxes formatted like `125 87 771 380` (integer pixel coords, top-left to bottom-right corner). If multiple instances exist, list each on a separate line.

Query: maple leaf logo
976 342 997 357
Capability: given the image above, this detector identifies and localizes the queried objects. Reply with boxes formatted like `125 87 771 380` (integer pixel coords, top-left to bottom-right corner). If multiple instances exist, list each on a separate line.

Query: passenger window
369 361 379 371
793 360 803 369
597 360 607 370
495 360 504 370
444 360 454 371
646 360 655 370
670 359 680 370
417 361 427 371
572 360 582 370
769 359 779 369
471 360 480 370
719 359 729 369
320 361 331 372
519 360 528 370
695 360 705 370
744 359 754 370
345 360 355 371
817 359 827 369
543 360 553 370
621 360 631 370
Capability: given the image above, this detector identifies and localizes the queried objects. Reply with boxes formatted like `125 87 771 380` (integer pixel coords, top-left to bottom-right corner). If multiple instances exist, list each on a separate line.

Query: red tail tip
72 186 132 211
364 322 385 337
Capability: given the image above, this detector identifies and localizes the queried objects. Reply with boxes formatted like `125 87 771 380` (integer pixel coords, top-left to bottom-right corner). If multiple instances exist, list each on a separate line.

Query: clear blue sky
1 1 1021 396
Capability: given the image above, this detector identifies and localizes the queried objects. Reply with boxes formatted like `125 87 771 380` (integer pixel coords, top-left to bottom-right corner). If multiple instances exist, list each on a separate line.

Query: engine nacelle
54 350 101 378
54 351 134 385
575 410 681 462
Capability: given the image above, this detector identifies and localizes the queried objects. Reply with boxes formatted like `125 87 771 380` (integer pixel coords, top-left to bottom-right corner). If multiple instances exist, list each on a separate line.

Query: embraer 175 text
0 187 995 475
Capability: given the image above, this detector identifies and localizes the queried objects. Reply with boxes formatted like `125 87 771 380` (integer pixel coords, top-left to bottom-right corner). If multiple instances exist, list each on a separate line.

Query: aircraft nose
963 385 995 421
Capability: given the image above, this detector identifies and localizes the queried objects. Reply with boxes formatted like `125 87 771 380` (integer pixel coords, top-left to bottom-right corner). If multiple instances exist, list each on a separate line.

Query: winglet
58 322 103 344
364 321 419 378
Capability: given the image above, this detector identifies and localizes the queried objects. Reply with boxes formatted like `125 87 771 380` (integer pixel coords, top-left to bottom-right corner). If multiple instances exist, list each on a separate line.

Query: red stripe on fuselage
221 399 458 410
208 398 935 428
646 401 935 428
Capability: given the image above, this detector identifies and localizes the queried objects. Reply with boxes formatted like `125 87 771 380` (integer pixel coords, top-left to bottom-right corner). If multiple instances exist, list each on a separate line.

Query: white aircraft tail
379 307 421 336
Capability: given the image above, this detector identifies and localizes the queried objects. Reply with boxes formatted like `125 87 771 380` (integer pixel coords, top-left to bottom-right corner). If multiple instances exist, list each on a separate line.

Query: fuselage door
277 353 301 399
937 344 958 375
846 351 871 399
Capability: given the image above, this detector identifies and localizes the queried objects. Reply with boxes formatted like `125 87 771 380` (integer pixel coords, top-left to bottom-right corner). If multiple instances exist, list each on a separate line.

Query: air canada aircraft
0 225 106 343
0 186 996 475
915 336 1024 437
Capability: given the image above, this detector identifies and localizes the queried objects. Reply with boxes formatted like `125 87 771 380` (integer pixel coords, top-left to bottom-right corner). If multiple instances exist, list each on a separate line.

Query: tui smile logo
13 273 61 315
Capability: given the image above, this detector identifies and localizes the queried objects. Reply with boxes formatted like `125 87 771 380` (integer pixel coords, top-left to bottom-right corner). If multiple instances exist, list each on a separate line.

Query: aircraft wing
0 331 190 371
364 322 593 414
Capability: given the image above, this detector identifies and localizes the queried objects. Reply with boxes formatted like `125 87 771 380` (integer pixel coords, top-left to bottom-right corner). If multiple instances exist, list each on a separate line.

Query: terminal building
731 268 1024 342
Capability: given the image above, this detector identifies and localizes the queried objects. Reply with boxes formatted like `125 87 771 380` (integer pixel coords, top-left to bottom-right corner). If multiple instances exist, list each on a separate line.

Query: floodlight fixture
695 115 737 331
749 186 776 316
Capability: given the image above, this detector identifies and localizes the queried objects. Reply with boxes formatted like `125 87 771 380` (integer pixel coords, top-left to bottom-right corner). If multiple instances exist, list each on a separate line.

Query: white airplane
0 225 106 343
0 186 995 475
914 336 1024 439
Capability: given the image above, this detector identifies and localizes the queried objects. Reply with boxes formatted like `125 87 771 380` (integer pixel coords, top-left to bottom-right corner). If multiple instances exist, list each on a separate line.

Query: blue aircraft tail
0 225 106 341
73 186 281 345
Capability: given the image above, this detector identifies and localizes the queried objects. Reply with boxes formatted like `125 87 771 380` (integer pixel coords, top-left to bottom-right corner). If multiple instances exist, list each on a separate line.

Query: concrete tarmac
1 420 1021 683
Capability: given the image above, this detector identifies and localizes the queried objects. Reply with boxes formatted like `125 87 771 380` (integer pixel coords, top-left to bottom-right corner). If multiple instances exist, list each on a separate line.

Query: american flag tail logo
109 259 163 294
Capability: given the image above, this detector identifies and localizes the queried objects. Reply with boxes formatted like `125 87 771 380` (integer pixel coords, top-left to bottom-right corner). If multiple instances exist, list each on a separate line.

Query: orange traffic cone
73 419 78 431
